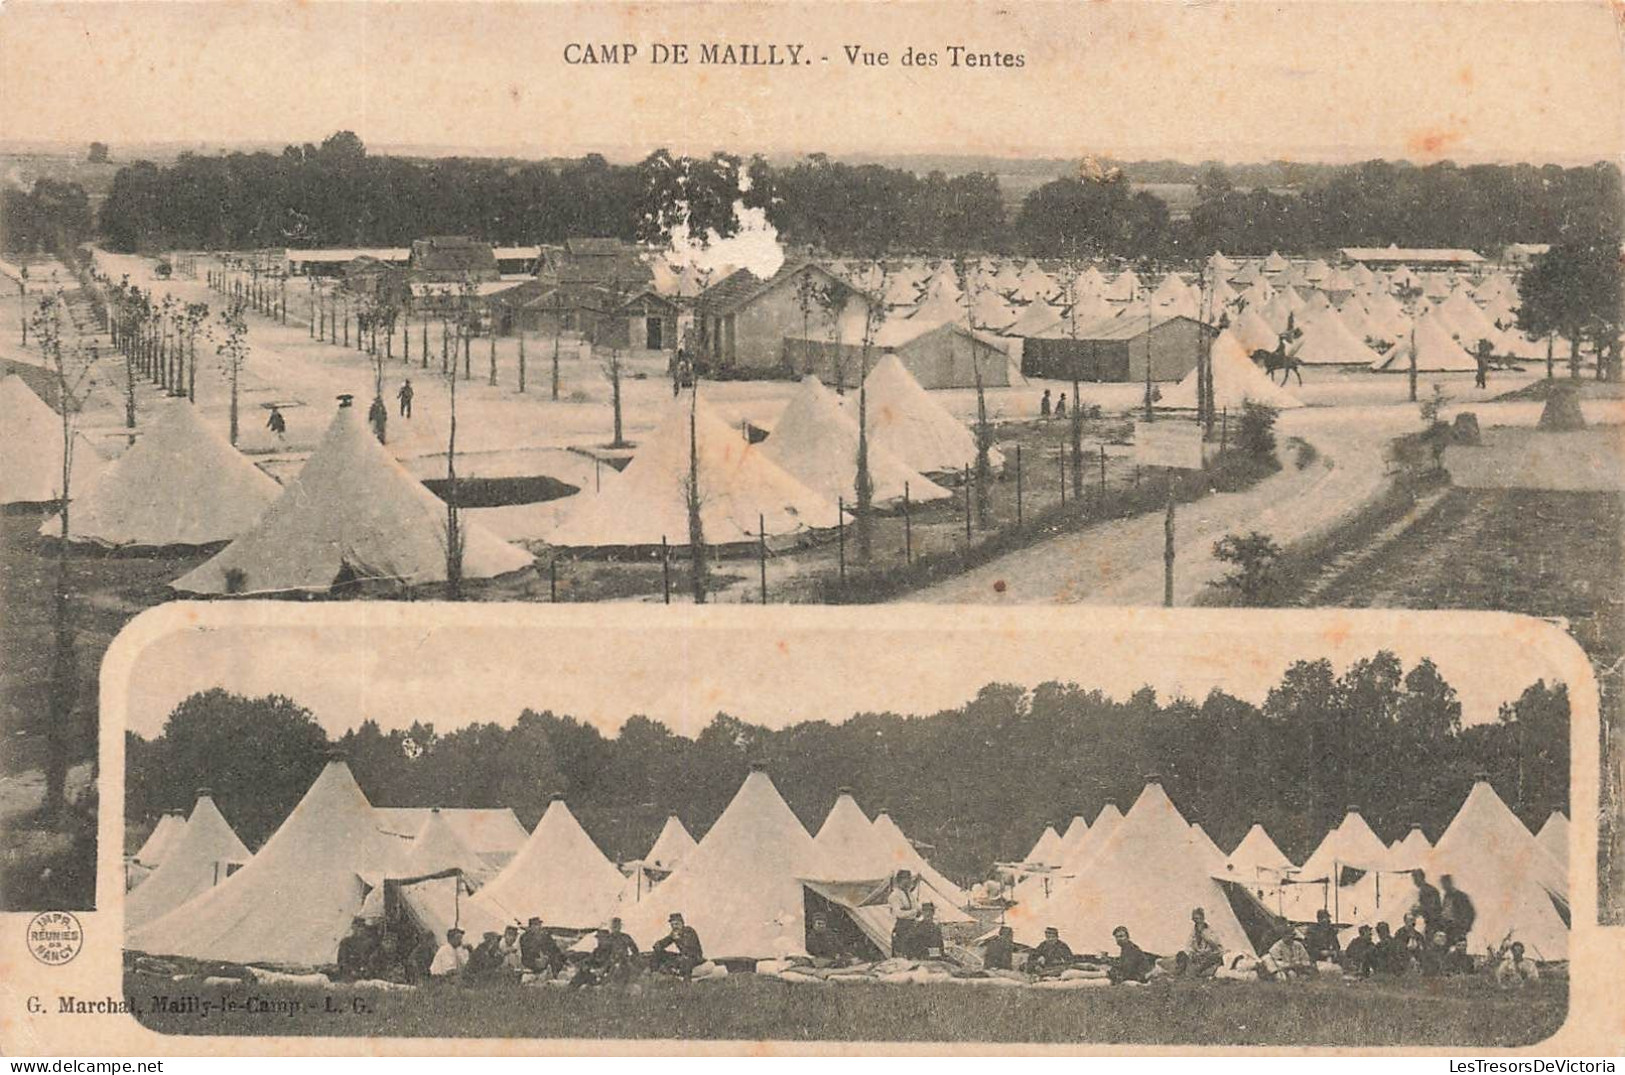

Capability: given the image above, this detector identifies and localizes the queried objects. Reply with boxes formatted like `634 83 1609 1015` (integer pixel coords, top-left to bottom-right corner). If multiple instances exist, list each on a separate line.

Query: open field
124 968 1567 1046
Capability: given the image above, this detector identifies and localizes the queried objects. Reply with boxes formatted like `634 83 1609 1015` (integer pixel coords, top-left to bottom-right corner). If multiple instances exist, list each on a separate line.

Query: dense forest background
5 133 1621 260
125 651 1569 884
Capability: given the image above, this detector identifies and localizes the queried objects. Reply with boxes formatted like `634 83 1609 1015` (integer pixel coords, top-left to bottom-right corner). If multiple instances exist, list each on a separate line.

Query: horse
1253 346 1304 387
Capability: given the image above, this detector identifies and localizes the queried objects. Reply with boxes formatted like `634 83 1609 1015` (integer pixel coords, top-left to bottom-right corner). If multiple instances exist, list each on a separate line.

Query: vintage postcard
0 0 1621 1057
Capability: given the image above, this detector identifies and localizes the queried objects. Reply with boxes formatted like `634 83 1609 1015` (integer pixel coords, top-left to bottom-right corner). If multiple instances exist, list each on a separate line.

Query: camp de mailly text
562 42 1026 68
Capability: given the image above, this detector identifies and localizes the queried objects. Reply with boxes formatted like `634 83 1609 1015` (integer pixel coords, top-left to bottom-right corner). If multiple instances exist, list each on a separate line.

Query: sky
2 1 1622 164
116 606 1586 740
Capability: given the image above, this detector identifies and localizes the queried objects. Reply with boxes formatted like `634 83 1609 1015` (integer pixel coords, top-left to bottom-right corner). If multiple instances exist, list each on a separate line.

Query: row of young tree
84 133 1624 261
125 652 1568 884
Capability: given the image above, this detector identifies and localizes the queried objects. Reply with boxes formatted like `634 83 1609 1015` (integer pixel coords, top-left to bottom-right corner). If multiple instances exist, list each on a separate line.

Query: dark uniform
1109 939 1156 984
1414 879 1443 936
652 923 705 978
1303 920 1342 963
982 931 1016 971
1443 887 1476 947
1343 930 1377 977
520 923 565 977
1026 935 1074 977
911 918 946 960
334 923 378 982
806 921 851 965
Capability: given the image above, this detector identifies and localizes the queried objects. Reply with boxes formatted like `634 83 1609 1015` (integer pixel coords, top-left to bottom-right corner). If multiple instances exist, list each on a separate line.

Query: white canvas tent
870 811 970 909
471 796 626 930
127 758 405 967
645 815 698 872
0 375 104 506
1537 812 1569 869
810 792 969 921
1300 807 1391 881
1005 781 1256 957
1054 815 1091 864
760 377 950 508
402 808 492 880
45 401 280 547
1160 330 1303 411
125 790 251 931
1386 823 1433 872
1189 823 1229 873
1290 308 1386 366
617 767 825 959
862 354 1003 476
172 403 532 594
133 812 187 867
550 391 844 548
1060 802 1123 873
1022 825 1063 868
1226 822 1293 876
1372 314 1478 372
1228 308 1281 354
1003 298 1061 338
372 807 529 870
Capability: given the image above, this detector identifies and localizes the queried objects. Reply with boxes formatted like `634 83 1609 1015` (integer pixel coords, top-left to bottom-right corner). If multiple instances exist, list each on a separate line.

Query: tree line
125 652 1568 884
71 132 1623 261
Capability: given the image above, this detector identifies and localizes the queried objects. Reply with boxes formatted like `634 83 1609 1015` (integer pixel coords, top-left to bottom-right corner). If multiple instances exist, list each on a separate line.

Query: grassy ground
123 968 1566 1045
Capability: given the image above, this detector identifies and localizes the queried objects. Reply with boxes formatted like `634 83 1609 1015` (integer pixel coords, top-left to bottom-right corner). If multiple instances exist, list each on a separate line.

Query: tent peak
194 787 213 799
836 785 854 796
324 748 349 762
548 793 566 803
748 761 768 773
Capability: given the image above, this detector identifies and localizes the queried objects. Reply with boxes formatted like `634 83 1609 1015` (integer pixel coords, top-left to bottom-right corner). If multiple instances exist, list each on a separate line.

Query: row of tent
125 759 973 969
7 349 994 570
1008 780 1568 961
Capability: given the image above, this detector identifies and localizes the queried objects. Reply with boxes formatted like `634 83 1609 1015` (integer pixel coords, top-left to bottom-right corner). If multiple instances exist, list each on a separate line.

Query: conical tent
1300 808 1390 881
471 797 626 930
870 812 970 909
133 812 187 867
761 377 950 508
1189 823 1228 873
125 792 251 931
1256 293 1298 334
1003 298 1061 338
1209 251 1238 275
1075 265 1108 298
1226 823 1293 876
404 808 491 880
551 391 844 548
1104 270 1141 303
1229 308 1280 354
1022 825 1063 867
808 794 971 921
1436 291 1505 351
644 815 698 873
1006 782 1255 957
1060 802 1123 872
969 289 1016 332
1372 314 1477 372
1054 815 1091 863
173 404 532 594
1290 308 1386 366
45 401 280 547
1160 330 1303 411
1262 251 1289 273
1231 262 1264 287
1385 823 1433 872
127 759 405 966
0 375 104 506
1422 781 1568 959
616 768 823 959
1301 289 1333 315
862 354 1002 476
1537 812 1569 869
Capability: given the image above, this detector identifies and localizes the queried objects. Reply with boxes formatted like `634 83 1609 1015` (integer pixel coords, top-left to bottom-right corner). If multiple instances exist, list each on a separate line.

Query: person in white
429 927 472 979
1494 942 1540 987
497 924 524 971
887 869 922 957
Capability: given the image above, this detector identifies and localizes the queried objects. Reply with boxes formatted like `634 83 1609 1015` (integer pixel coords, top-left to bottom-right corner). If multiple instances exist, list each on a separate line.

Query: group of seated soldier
333 911 706 988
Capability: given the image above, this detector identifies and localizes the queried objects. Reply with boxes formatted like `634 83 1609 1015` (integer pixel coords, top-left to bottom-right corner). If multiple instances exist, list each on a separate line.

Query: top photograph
0 0 1619 928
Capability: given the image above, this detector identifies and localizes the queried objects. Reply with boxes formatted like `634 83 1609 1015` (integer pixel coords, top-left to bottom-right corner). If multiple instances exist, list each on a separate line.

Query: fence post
1220 407 1228 453
549 557 557 602
662 536 671 604
1163 486 1176 608
963 464 972 544
1015 445 1023 527
903 482 912 564
1059 450 1066 508
758 513 768 604
837 497 846 585
1099 444 1107 497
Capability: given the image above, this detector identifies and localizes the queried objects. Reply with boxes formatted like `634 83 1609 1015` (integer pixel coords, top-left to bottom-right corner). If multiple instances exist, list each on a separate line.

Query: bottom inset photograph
111 605 1577 1046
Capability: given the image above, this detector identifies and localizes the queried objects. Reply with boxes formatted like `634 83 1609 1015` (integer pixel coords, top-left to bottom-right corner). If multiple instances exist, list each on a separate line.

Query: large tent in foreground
760 376 950 508
172 403 532 594
550 392 844 550
43 401 280 547
1004 781 1259 957
862 354 1003 477
471 796 626 930
127 758 405 967
618 767 827 959
0 374 104 506
125 790 251 931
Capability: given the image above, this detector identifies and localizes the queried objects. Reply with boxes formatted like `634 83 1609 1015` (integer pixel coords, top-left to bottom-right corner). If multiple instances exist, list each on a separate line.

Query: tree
1212 531 1283 604
213 300 250 445
1517 234 1624 381
1235 401 1279 463
853 267 888 562
685 382 708 603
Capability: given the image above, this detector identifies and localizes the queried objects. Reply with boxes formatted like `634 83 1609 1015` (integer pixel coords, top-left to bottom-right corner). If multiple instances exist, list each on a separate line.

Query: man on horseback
1252 339 1304 387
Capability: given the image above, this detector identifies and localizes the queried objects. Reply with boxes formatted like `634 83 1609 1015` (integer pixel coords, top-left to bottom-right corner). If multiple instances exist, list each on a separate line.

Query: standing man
397 378 414 418
1412 869 1443 938
887 869 922 958
266 405 287 439
1039 389 1052 420
1441 874 1476 948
